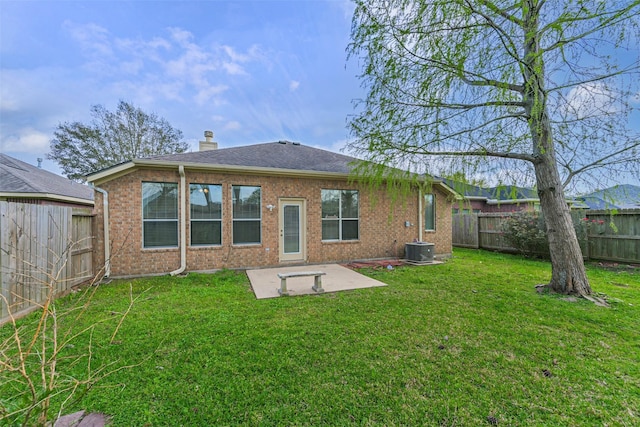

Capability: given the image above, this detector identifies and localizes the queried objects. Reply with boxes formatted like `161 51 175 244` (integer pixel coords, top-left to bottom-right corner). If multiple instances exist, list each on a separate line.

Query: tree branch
542 2 640 53
561 140 640 187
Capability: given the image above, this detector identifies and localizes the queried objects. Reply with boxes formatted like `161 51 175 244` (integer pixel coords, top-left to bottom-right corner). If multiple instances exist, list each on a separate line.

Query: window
424 193 436 231
142 182 178 248
322 189 359 241
232 185 261 244
190 184 222 246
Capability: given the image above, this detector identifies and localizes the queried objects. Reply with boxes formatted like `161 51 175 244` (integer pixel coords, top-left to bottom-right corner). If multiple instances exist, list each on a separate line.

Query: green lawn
2 248 639 426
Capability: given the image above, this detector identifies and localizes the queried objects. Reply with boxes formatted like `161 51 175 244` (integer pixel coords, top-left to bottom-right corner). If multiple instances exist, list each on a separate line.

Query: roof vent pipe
199 130 218 151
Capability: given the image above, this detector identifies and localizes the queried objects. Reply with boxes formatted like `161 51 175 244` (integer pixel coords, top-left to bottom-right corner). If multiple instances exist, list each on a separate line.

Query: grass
2 248 639 426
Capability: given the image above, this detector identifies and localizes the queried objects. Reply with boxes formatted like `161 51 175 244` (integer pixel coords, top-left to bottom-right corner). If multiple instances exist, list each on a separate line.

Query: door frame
278 198 306 262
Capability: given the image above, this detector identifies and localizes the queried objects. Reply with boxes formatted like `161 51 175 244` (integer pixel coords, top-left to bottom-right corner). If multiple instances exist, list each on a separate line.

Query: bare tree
0 213 144 425
348 0 640 296
49 100 188 181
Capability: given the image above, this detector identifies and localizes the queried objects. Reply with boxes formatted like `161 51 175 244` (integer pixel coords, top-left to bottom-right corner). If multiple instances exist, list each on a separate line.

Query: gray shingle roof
440 178 538 201
147 141 357 174
0 154 94 203
575 184 640 210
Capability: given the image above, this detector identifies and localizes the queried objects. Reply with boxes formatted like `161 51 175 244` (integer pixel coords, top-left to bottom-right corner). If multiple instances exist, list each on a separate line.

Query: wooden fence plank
452 210 640 264
0 202 94 325
0 202 10 319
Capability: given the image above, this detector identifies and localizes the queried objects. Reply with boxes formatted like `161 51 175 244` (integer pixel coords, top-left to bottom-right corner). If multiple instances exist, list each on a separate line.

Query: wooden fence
453 210 640 264
0 202 94 323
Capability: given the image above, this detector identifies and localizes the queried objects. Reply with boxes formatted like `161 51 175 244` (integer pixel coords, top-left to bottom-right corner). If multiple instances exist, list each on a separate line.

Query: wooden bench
277 271 326 296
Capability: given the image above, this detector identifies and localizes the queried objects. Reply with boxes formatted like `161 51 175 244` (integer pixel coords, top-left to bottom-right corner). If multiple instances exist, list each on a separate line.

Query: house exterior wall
92 168 453 277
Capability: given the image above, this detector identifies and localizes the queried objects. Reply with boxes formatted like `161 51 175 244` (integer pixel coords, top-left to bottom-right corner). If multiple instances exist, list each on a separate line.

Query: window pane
321 189 340 218
322 188 359 241
233 220 261 244
341 190 359 218
190 184 222 219
283 205 300 253
342 220 359 240
191 221 222 246
144 221 178 247
232 186 261 219
424 194 435 230
143 183 178 219
322 219 339 240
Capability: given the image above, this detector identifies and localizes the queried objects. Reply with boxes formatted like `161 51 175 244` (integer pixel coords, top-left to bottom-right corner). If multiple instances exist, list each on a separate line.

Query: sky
1 1 638 192
1 0 360 174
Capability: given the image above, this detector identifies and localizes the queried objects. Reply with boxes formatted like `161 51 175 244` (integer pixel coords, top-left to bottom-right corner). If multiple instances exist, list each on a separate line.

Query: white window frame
424 193 436 231
232 185 262 245
189 183 223 247
142 182 179 248
321 189 359 241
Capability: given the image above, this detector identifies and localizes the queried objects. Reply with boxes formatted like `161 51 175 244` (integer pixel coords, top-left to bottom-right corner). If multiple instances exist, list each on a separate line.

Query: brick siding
92 168 454 277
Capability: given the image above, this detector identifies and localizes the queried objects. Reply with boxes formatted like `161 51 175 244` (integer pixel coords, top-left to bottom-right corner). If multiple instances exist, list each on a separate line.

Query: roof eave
485 198 539 205
0 192 94 206
86 159 353 184
87 160 465 198
431 180 464 200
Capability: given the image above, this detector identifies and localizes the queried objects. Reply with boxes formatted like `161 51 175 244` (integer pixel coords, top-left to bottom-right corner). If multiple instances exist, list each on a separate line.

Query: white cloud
222 45 251 63
313 138 349 155
223 121 241 131
194 84 229 106
565 82 617 118
289 80 300 91
60 23 264 106
2 128 50 152
222 62 248 76
63 21 113 58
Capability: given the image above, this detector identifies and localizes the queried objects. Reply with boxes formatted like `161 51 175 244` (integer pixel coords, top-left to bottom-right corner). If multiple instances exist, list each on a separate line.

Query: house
572 184 640 210
85 135 459 278
0 154 94 208
440 178 539 213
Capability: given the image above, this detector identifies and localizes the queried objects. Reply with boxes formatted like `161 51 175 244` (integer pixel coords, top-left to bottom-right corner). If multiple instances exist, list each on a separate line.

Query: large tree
348 0 640 296
49 100 188 180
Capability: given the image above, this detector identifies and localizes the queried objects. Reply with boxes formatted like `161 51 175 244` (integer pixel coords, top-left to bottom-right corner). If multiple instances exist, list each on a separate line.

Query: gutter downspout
91 184 111 278
170 165 187 276
418 190 423 242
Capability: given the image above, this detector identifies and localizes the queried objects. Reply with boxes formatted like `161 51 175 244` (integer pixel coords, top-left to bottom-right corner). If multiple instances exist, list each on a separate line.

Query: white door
279 199 306 262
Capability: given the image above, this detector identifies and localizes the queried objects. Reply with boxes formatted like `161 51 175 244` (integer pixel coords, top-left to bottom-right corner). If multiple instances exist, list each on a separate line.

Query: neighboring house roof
574 184 640 210
0 154 94 205
86 141 461 198
439 178 538 205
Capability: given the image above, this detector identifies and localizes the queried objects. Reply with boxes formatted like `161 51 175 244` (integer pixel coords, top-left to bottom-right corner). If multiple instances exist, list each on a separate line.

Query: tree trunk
523 0 591 296
534 156 592 295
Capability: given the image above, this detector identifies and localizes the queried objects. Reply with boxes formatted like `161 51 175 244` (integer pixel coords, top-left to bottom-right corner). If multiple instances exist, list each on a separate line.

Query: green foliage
502 212 550 257
3 256 639 426
48 100 187 181
501 212 599 258
347 0 640 188
348 0 640 294
0 277 137 425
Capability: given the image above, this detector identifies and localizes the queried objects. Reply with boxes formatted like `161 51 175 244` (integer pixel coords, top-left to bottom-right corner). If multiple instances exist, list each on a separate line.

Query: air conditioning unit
405 242 435 263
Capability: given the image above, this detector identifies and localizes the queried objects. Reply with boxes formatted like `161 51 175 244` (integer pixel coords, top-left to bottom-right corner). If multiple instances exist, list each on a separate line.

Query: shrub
501 212 550 257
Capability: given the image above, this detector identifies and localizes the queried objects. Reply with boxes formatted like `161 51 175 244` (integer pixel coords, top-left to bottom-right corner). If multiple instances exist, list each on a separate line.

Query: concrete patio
246 263 388 299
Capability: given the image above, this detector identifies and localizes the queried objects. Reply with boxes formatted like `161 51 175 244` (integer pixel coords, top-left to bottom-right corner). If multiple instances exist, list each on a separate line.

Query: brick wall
92 167 454 277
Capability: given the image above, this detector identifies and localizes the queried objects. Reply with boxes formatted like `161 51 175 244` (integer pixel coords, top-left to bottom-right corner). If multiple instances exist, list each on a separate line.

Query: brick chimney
199 130 218 151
